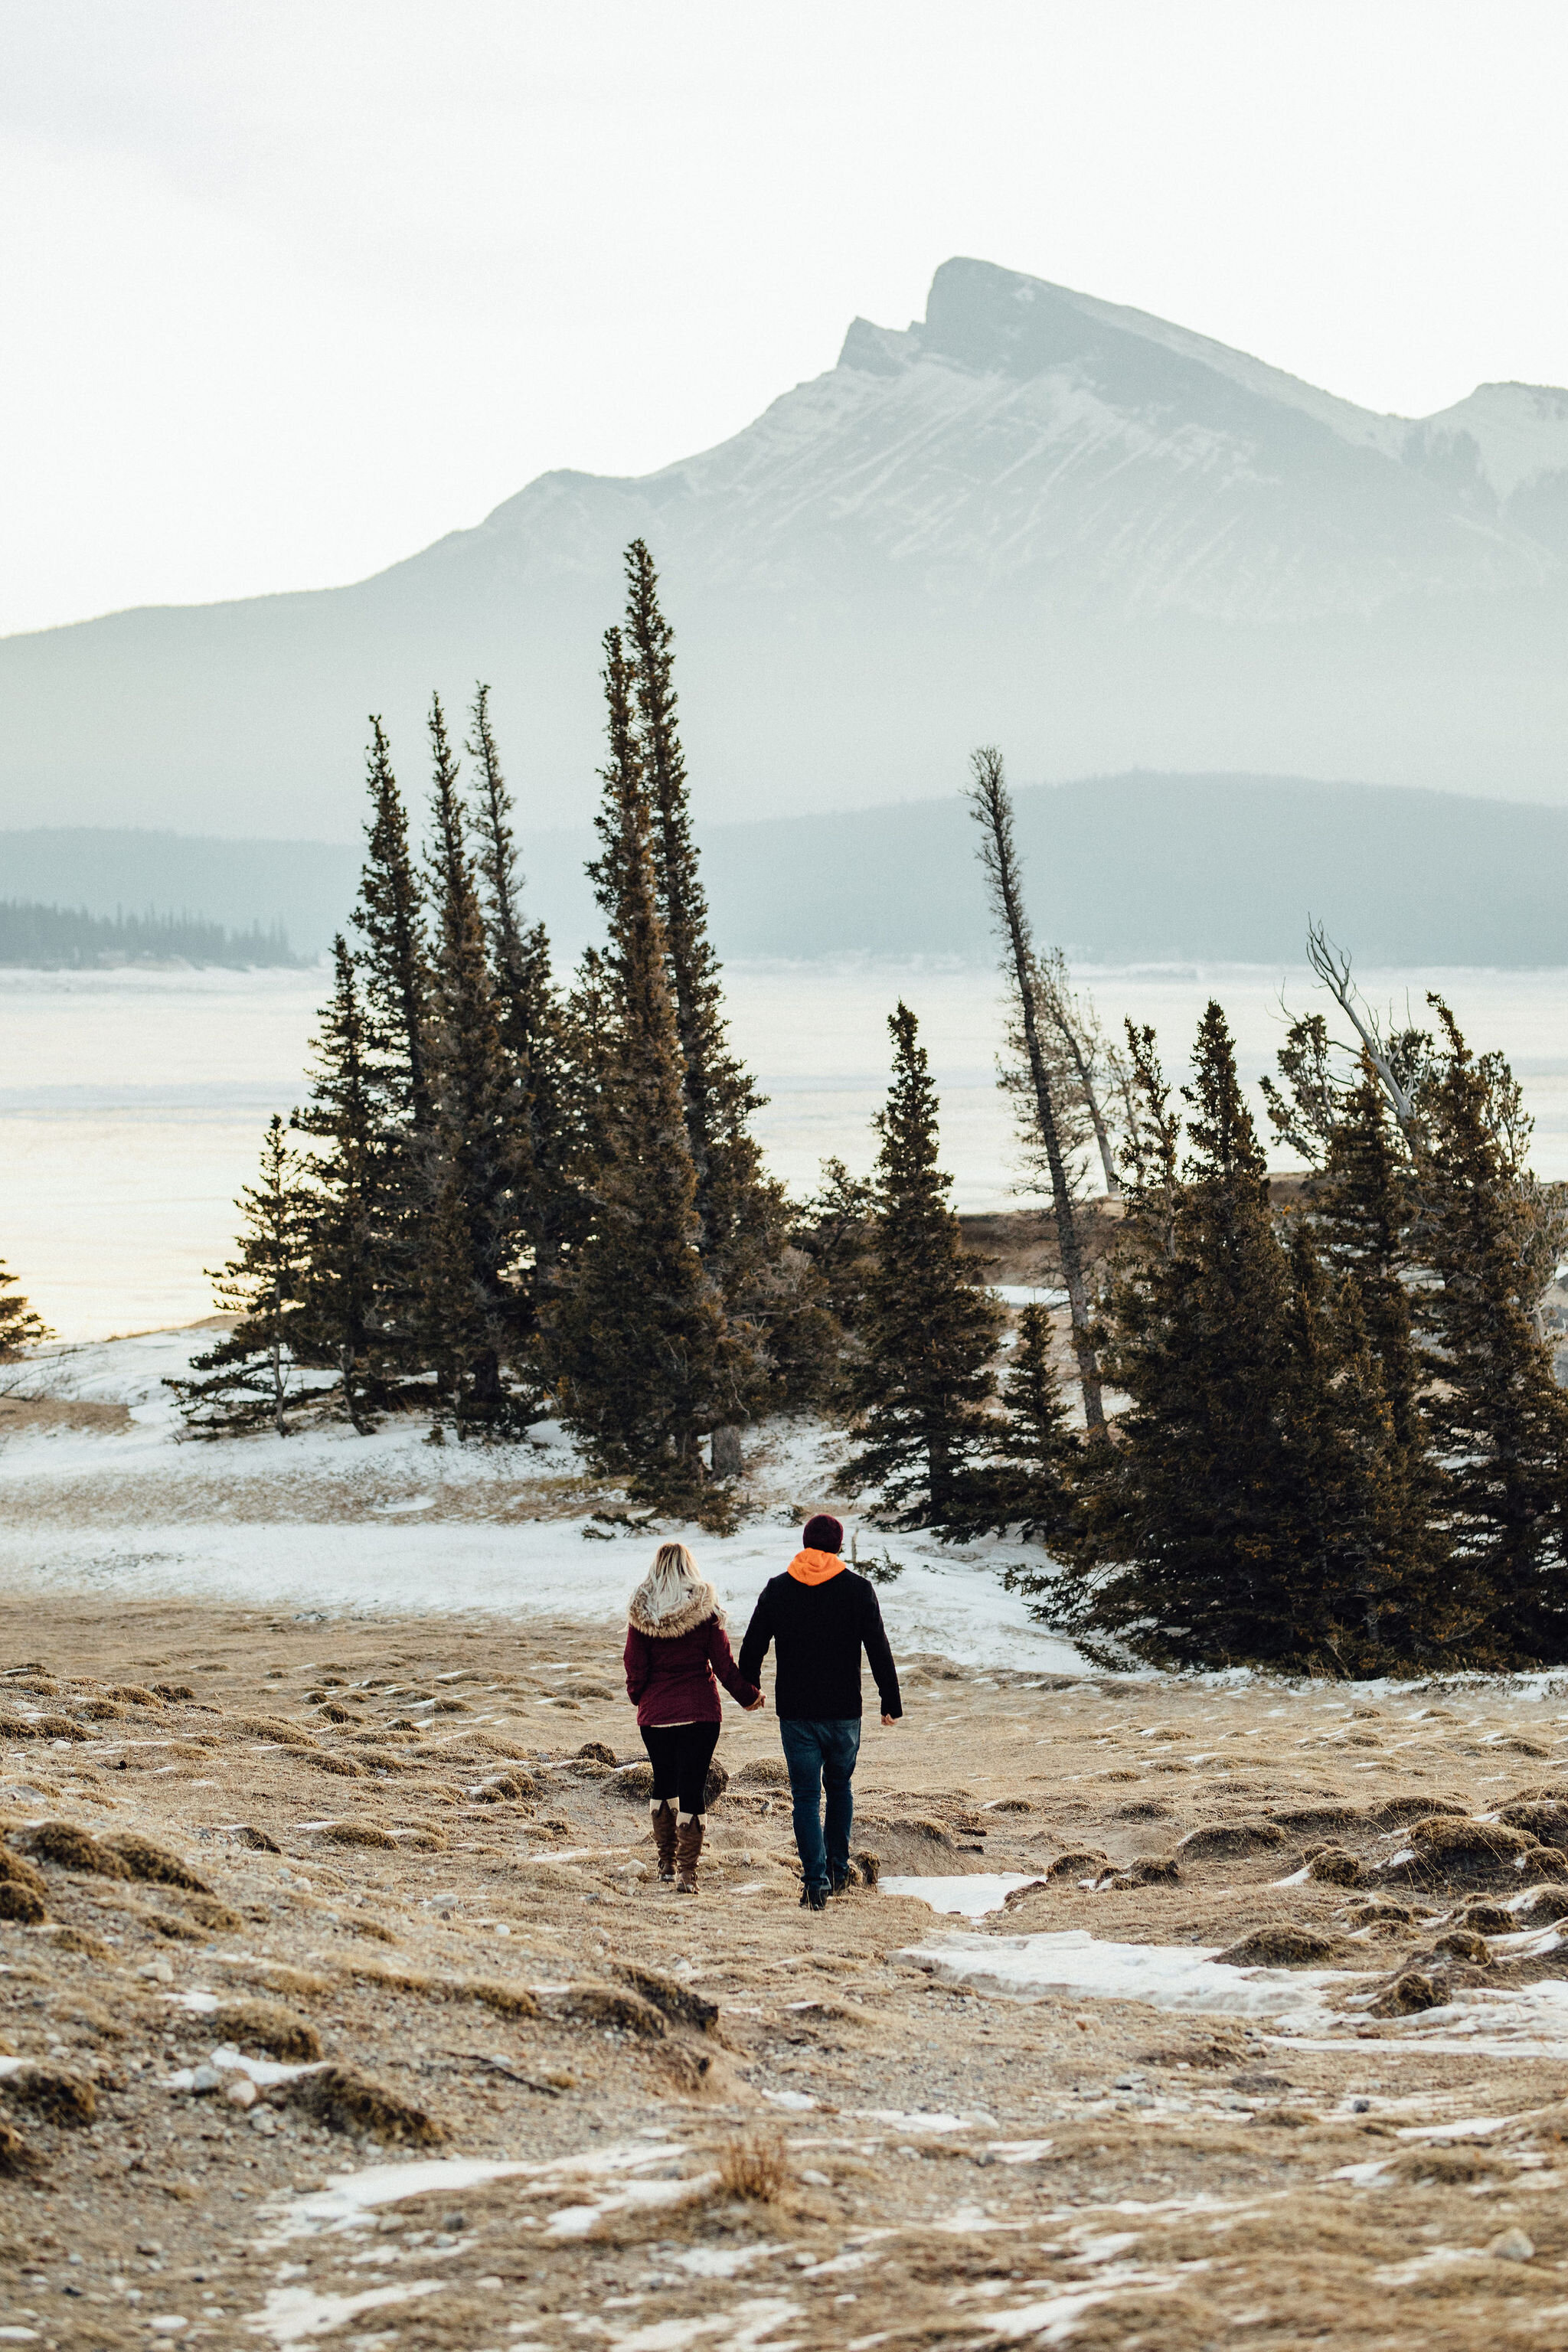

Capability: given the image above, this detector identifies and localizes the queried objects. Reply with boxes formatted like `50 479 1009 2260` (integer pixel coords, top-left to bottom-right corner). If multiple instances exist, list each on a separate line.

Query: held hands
746 1695 767 1712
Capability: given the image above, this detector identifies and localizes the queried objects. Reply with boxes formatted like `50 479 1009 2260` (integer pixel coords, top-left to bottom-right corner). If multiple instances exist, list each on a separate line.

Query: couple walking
622 1511 903 1905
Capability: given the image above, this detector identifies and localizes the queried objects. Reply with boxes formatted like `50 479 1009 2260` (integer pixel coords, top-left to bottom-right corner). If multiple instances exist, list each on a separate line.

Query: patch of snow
880 1873 1047 1918
897 1929 1369 2029
240 2279 446 2345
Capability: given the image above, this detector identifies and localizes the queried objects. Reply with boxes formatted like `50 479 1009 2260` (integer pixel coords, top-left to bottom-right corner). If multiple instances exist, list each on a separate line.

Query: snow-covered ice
0 1326 1086 1670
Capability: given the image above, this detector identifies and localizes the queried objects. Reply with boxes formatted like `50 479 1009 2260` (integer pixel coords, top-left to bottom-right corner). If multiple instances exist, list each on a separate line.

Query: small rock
225 2077 257 2109
189 2066 223 2096
247 2107 278 2135
800 2167 831 2187
1489 2227 1534 2262
137 1958 175 1985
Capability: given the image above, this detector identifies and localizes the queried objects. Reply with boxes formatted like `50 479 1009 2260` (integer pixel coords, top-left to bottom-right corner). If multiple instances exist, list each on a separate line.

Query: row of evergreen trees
170 547 1568 1668
172 544 834 1521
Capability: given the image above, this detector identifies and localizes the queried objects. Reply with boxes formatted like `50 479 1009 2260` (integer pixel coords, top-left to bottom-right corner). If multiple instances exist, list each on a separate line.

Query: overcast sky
5 1 1565 637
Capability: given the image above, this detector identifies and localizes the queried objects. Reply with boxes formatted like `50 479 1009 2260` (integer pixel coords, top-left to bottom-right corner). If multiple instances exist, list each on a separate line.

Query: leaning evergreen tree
622 541 785 1450
838 1003 1001 1526
466 682 577 1289
0 1263 51 1358
422 694 530 1428
545 629 740 1518
350 716 435 1383
292 936 384 1432
168 1116 313 1437
968 746 1106 1430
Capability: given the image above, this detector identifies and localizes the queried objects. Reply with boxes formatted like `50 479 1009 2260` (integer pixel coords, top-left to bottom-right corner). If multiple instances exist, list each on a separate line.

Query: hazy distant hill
6 773 1564 966
7 258 1568 838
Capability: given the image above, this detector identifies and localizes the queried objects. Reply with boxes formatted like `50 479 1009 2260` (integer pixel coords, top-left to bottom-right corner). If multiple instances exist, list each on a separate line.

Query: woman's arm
707 1619 761 1709
623 1626 650 1704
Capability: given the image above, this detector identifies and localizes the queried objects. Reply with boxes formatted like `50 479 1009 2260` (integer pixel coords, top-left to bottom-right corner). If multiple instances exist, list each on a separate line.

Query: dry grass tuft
1214 1924 1345 1968
21 1821 132 1877
1044 1848 1108 1880
0 2066 97 2125
1177 1820 1285 1860
1305 1847 1362 1886
0 2116 38 2176
612 1962 719 2035
1371 1968 1441 2016
560 1981 667 2039
450 1978 541 2019
273 2064 448 2145
204 2001 322 2060
232 1715 322 1749
717 2132 789 2201
315 1821 398 1848
103 1831 212 1892
0 1880 47 1925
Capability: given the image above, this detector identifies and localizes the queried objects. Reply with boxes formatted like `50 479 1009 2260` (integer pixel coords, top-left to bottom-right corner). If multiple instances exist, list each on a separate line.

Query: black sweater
737 1570 903 1722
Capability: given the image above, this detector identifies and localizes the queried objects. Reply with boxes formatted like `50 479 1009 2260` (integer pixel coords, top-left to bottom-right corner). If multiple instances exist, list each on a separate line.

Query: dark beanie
802 1513 844 1554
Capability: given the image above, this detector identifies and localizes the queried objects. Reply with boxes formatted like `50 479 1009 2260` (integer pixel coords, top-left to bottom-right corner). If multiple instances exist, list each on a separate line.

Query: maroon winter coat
623 1577 760 1729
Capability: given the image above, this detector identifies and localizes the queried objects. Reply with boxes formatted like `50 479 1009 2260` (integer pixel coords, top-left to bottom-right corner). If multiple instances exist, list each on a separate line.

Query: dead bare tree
967 746 1105 1431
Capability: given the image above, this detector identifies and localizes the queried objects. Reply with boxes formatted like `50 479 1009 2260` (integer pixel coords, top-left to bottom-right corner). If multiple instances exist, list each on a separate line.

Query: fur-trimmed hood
627 1576 724 1641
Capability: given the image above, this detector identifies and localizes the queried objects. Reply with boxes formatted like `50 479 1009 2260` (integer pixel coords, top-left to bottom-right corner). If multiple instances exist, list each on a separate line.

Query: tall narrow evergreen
1416 998 1568 1660
293 937 381 1431
968 746 1105 1429
621 542 784 1437
546 630 738 1514
838 1003 1002 1526
168 1116 312 1437
423 693 528 1426
350 718 434 1367
0 1263 50 1357
465 683 576 1281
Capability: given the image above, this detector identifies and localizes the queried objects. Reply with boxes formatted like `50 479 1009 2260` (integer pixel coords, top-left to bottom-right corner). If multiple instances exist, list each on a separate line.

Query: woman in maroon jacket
623 1542 763 1892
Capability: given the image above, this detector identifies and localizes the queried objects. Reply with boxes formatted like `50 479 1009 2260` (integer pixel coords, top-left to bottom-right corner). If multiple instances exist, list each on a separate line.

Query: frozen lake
5 956 1568 1339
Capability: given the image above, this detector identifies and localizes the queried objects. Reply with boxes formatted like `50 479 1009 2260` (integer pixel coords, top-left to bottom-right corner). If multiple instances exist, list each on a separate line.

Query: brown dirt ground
6 1599 1568 2350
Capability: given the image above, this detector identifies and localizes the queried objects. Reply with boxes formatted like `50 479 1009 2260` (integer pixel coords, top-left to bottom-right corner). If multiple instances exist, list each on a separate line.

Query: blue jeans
780 1717 862 1890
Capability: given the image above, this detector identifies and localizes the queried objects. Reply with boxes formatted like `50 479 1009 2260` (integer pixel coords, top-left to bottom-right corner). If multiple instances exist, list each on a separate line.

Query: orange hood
788 1548 847 1586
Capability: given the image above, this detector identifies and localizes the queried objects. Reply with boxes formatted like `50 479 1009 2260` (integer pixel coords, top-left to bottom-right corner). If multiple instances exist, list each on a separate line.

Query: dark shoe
651 1801 676 1883
675 1814 704 1893
799 1881 828 1912
828 1867 851 1896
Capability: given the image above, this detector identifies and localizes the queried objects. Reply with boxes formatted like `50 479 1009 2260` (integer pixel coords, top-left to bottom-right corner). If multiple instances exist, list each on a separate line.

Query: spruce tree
621 541 783 1436
168 1116 312 1437
349 717 435 1377
1416 998 1568 1660
292 936 382 1432
0 1264 50 1358
838 1003 1002 1526
1051 1004 1457 1669
422 693 529 1428
975 1303 1082 1541
545 629 737 1516
466 683 577 1283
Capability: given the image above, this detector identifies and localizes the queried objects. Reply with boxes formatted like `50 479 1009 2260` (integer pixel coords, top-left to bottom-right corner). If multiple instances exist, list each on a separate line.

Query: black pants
642 1721 721 1814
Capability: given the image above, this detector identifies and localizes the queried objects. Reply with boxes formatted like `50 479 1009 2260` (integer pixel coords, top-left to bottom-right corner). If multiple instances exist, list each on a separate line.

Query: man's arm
736 1586 775 1692
859 1585 902 1721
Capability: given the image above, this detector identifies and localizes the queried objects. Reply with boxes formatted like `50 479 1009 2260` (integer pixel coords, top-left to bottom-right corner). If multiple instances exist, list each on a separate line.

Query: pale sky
4 0 1566 638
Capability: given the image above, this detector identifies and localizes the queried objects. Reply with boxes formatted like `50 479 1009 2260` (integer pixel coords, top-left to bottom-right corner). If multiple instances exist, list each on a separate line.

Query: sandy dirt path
6 1597 1568 2350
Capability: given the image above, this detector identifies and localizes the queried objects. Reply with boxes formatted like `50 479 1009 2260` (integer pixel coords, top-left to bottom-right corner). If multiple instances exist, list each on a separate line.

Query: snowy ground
0 1324 1086 1671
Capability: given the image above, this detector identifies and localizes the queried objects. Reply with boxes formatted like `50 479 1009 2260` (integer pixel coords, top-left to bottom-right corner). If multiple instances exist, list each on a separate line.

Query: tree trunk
710 1423 744 1480
969 750 1106 1431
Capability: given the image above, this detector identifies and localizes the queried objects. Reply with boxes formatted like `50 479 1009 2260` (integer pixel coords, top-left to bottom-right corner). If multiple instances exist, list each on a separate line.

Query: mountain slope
7 256 1568 836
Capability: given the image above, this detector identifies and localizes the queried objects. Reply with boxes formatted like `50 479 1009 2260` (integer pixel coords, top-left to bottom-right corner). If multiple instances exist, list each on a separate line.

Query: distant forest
0 898 302 969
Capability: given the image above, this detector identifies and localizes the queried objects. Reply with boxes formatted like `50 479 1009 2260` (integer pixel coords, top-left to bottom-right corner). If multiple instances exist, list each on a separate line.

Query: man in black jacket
737 1511 902 1909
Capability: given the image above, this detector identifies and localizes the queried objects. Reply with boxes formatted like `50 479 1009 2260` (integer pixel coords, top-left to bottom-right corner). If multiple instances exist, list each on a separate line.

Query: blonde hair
631 1541 702 1624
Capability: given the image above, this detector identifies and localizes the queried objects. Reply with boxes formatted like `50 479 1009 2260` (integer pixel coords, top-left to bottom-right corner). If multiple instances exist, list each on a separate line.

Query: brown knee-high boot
650 1798 677 1882
675 1812 704 1893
